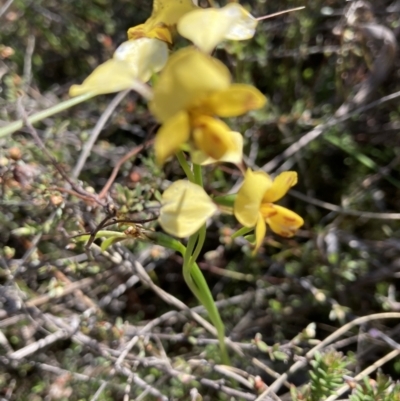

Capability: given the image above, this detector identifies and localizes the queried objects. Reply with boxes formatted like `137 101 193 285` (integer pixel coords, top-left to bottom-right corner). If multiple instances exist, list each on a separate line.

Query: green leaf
101 235 126 251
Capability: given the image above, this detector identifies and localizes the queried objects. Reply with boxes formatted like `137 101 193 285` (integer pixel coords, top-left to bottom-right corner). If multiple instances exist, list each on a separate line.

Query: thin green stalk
183 230 204 305
213 194 236 208
0 93 95 138
189 224 206 268
151 231 229 363
193 163 203 187
184 231 199 265
176 151 195 182
190 260 229 364
232 226 254 239
187 163 228 361
148 232 186 254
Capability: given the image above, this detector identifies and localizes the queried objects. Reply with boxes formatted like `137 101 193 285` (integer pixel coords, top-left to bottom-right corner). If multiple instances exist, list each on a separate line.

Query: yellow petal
178 7 237 54
146 0 197 28
263 171 298 203
202 84 266 117
234 169 272 227
114 38 169 82
254 214 266 253
69 59 139 97
150 48 231 122
154 111 190 165
178 3 257 53
159 180 217 237
127 24 147 40
194 131 243 165
127 24 173 44
191 115 235 161
265 205 304 238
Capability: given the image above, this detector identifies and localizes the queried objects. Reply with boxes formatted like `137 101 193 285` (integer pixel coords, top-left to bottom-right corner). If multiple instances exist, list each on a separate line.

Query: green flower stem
193 163 203 187
184 225 229 363
189 257 229 364
149 231 186 254
73 230 127 243
184 231 199 269
188 224 206 268
149 231 229 364
231 226 254 239
176 151 195 183
0 93 95 138
213 193 236 208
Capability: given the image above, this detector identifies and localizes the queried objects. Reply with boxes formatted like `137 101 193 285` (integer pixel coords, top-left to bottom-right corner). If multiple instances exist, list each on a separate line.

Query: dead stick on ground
9 317 79 360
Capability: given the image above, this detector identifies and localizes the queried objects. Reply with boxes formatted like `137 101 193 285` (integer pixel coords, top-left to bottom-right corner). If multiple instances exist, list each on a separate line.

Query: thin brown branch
98 139 154 199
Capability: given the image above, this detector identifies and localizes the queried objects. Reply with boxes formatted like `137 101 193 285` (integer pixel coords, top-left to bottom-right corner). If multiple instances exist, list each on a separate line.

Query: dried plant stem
72 90 129 179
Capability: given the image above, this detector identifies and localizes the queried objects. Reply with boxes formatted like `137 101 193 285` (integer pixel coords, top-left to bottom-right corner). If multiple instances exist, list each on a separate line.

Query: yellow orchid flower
234 169 304 253
159 180 217 237
150 47 266 165
69 37 168 97
178 3 257 53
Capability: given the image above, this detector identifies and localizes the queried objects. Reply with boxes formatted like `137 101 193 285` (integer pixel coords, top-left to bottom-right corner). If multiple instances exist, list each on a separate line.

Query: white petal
114 38 169 82
223 4 257 41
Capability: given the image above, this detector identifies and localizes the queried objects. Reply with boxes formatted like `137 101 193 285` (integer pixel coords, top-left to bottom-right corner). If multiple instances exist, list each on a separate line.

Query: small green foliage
349 373 400 401
292 351 350 401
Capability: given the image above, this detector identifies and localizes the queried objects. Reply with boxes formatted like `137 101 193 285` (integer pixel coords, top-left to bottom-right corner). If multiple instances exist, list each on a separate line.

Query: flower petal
177 3 257 53
178 7 236 53
263 171 298 203
159 180 217 237
191 115 235 161
193 131 243 165
127 24 173 44
254 214 266 253
114 38 169 82
202 84 266 117
265 205 304 238
223 3 258 41
234 169 273 227
69 59 139 97
146 0 198 28
155 111 190 165
150 48 231 122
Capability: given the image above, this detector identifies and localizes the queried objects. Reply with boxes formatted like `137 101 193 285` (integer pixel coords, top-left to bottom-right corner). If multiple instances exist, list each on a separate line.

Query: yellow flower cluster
70 0 304 253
